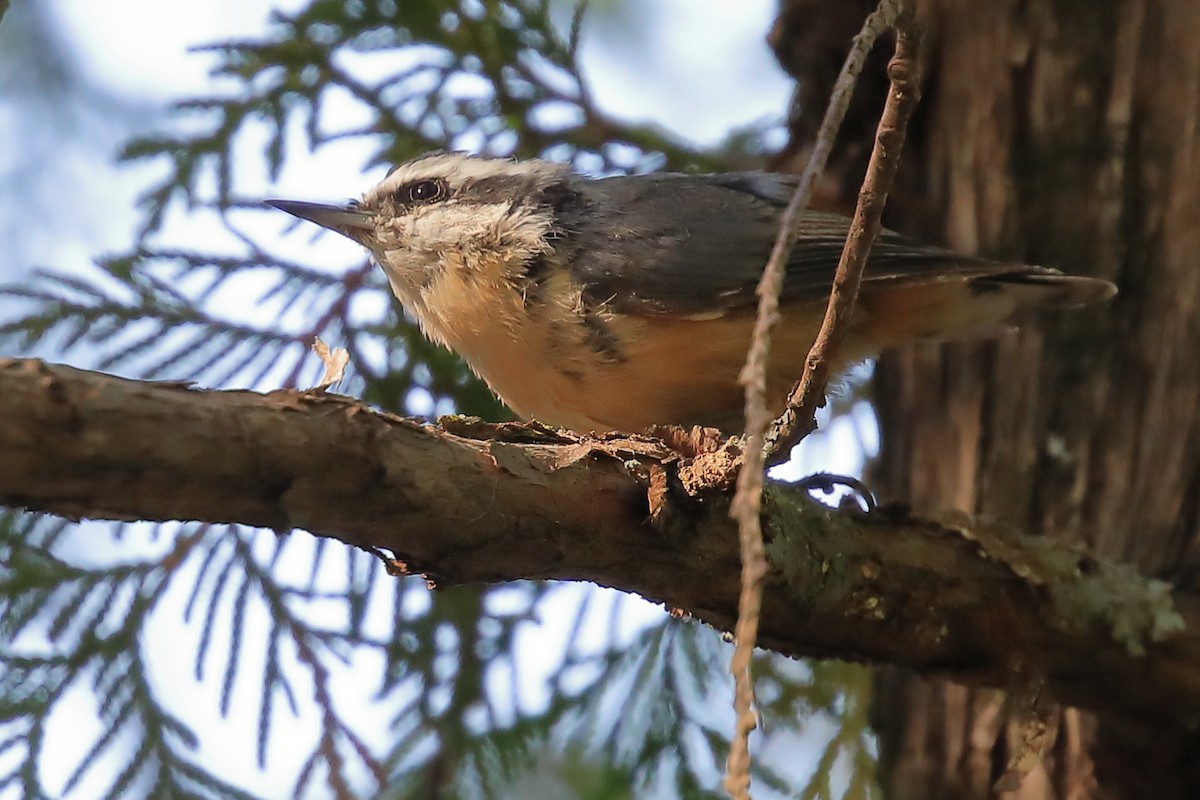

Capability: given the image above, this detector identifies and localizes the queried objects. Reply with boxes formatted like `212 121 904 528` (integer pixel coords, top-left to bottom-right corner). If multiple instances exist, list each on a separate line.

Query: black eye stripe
395 178 449 207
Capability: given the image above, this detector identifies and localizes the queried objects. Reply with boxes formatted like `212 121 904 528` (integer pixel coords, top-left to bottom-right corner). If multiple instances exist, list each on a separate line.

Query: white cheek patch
407 202 553 266
372 200 553 328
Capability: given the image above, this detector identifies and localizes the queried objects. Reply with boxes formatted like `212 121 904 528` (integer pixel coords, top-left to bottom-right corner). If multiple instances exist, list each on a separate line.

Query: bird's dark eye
401 178 447 206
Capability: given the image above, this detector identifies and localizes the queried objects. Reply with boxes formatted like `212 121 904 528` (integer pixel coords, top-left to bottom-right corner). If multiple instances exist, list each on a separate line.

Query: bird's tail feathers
973 269 1117 309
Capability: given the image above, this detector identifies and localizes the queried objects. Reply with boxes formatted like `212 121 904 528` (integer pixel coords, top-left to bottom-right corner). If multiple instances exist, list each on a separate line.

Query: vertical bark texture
771 1 1200 798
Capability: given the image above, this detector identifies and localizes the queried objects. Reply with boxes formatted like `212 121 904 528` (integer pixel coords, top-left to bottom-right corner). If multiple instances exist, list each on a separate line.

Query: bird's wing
556 171 1028 316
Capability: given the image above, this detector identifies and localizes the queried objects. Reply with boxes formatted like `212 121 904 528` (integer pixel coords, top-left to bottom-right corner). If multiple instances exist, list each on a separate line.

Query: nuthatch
268 152 1115 433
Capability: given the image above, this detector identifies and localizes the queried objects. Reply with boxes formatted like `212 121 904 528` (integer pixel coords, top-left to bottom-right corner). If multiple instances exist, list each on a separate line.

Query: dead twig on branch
765 6 924 464
726 2 921 797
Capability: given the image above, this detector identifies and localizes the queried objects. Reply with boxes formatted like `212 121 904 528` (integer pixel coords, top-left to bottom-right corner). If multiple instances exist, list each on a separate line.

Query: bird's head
267 152 574 302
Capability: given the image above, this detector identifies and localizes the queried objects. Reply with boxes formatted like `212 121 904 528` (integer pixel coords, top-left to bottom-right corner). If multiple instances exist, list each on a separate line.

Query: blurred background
0 1 881 798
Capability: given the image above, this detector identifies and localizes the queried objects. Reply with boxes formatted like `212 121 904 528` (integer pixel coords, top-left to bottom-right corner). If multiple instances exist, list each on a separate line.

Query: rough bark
771 0 1200 797
0 357 1197 729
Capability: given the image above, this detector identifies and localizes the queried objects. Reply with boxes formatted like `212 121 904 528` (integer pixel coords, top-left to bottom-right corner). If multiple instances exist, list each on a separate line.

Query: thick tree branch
1 357 1197 727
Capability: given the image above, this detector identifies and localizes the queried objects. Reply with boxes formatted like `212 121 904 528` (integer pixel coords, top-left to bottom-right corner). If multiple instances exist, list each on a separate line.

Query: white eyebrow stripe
365 153 569 205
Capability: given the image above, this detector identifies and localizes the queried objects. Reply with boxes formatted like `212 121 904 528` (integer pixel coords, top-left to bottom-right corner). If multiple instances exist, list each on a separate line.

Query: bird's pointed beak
265 199 375 240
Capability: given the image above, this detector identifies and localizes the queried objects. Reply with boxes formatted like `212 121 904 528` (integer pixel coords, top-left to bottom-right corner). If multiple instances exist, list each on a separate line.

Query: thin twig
724 3 904 798
765 5 923 464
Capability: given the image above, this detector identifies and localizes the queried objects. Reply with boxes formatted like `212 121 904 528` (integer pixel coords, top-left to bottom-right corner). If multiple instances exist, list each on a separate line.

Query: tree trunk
772 0 1200 797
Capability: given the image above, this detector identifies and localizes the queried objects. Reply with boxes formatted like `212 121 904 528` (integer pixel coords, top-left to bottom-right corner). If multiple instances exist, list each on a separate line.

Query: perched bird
268 152 1115 433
